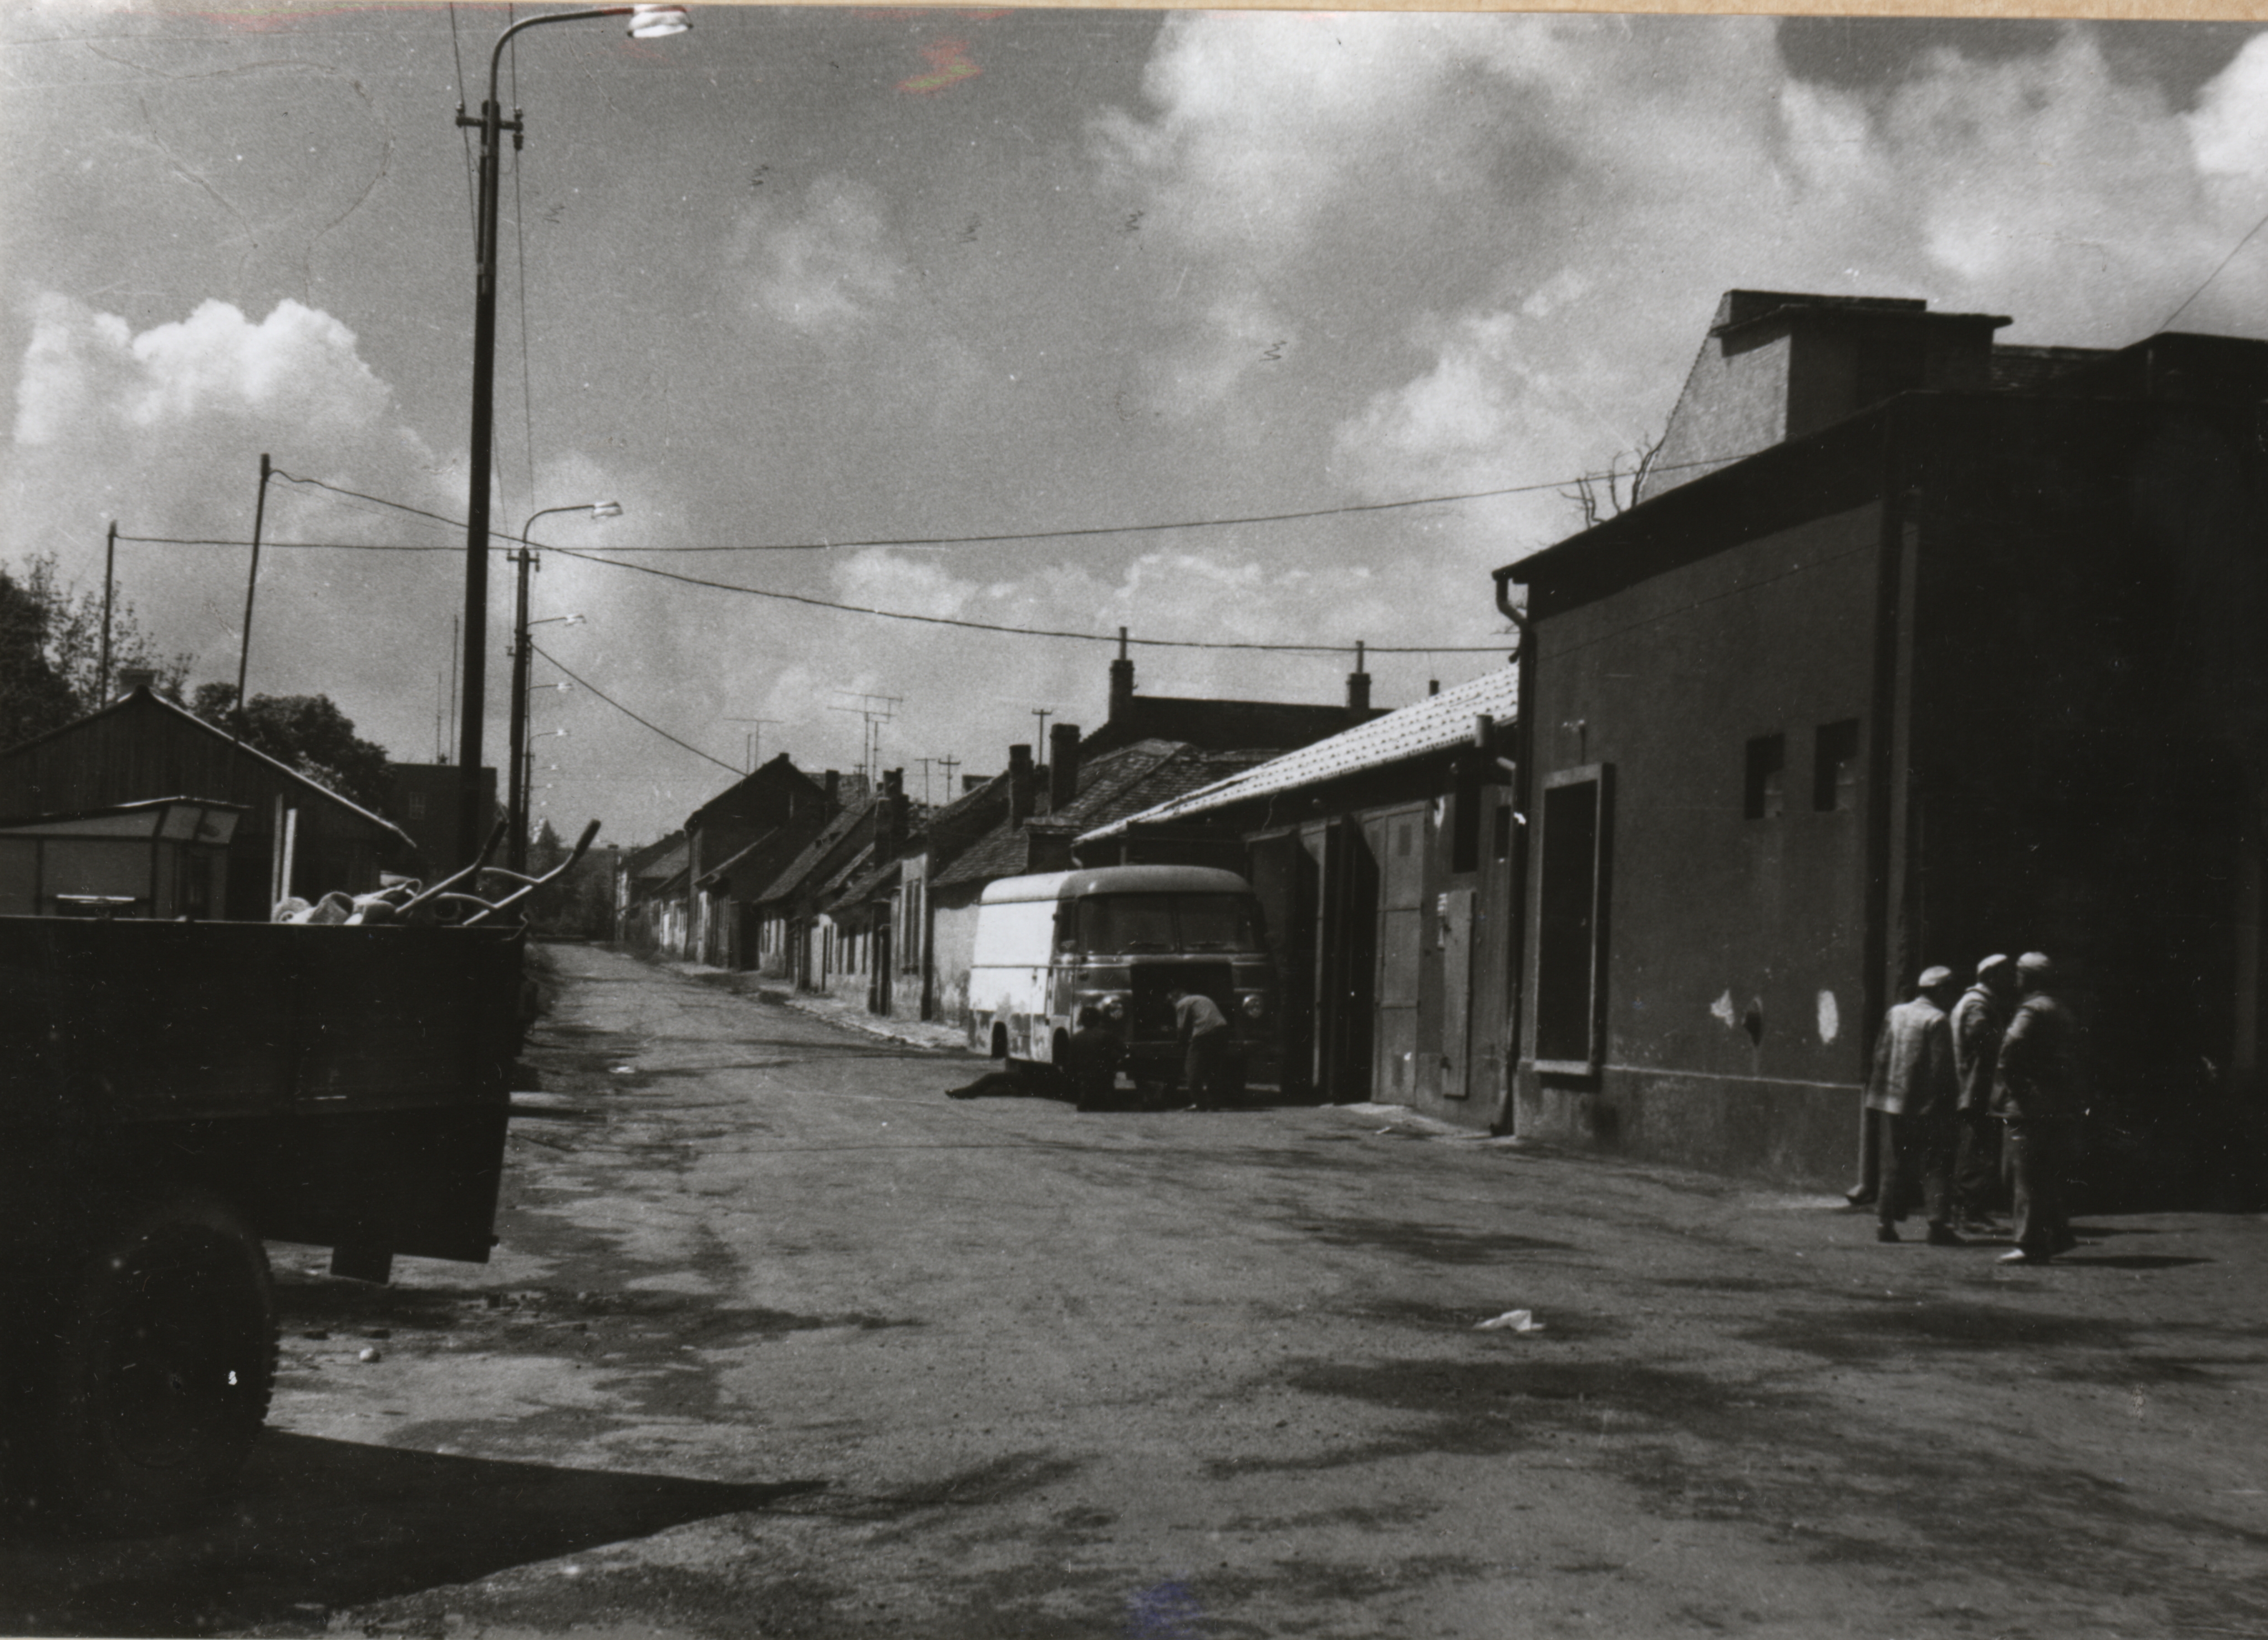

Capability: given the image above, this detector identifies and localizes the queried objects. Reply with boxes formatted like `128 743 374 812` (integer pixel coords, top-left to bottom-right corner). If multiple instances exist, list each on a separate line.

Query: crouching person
1063 1005 1124 1113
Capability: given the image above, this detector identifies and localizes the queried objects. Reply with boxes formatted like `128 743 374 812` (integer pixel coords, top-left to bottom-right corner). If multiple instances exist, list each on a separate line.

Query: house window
404 791 427 821
1492 803 1513 864
1534 765 1612 1074
1814 719 1861 812
1743 734 1786 820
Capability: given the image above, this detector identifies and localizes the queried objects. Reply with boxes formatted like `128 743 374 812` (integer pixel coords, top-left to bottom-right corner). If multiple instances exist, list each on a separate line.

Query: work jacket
1864 995 1957 1119
1994 992 2082 1120
1950 985 2012 1114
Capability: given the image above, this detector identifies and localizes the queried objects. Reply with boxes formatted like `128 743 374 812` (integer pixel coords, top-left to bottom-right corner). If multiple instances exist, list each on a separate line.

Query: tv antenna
828 691 902 785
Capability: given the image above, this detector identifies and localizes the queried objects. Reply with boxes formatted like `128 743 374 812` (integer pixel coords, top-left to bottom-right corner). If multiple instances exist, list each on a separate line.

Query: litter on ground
1476 1309 1545 1332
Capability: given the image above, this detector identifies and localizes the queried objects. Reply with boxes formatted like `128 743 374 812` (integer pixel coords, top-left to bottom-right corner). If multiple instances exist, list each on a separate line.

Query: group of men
1852 950 2083 1265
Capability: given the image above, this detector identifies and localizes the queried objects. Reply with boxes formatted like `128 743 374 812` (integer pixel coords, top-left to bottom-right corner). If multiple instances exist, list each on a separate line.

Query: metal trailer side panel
0 918 521 1267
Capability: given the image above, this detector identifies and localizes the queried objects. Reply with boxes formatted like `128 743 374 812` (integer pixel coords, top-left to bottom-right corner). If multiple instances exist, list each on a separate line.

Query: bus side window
1055 900 1080 954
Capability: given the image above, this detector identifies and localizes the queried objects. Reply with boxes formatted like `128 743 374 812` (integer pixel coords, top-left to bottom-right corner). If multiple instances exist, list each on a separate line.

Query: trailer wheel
29 1189 277 1534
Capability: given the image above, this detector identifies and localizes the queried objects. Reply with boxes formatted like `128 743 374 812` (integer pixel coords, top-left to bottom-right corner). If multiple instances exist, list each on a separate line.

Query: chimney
879 768 907 856
1642 291 2006 503
1024 822 1076 874
1345 640 1371 721
1107 626 1135 722
823 770 841 809
117 666 157 700
1008 744 1035 828
1047 723 1081 813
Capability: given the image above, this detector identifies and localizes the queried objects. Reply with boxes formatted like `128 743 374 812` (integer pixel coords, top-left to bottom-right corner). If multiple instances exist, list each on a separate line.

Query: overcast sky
6 3 2268 847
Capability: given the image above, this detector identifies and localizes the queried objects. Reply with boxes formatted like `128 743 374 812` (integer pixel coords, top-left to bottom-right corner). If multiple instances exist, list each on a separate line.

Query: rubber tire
26 1189 278 1535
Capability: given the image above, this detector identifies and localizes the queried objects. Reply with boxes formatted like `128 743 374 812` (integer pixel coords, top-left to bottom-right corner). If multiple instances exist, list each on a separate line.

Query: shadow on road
0 1433 820 1638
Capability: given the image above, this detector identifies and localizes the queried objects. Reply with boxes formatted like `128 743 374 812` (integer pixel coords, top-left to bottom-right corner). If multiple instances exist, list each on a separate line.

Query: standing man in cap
1865 965 1964 1245
1995 952 2082 1264
1167 985 1232 1112
1951 954 2018 1231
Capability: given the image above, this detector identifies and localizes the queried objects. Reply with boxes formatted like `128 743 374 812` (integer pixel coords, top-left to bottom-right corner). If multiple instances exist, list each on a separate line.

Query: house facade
1498 290 2268 1201
682 755 831 967
0 687 414 918
1083 670 1522 1121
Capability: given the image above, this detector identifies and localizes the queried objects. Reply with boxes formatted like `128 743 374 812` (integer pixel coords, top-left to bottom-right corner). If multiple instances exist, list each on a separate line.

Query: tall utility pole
1030 706 1052 750
450 3 690 867
98 521 116 704
939 755 962 797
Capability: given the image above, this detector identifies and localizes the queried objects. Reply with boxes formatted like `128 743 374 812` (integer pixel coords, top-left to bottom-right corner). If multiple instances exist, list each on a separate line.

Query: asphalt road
6 942 2266 1639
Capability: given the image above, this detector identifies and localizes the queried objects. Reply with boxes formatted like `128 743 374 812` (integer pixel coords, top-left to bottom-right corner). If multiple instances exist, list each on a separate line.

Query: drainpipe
1492 564 1534 1137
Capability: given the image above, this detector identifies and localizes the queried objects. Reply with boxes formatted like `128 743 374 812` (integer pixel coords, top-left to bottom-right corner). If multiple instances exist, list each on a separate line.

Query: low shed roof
1080 669 1518 842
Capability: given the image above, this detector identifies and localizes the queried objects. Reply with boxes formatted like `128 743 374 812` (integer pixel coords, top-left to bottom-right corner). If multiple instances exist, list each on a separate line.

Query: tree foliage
0 554 186 751
525 818 613 938
189 684 393 813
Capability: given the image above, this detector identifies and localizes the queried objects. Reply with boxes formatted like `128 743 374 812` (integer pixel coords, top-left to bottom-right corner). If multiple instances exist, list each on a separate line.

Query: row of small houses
614 640 1400 1027
618 288 2268 1207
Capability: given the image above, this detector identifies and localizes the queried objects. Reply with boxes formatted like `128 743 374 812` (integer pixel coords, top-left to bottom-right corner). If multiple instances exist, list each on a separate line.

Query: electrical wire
543 543 1513 654
189 462 1715 555
2159 200 2268 333
532 644 741 774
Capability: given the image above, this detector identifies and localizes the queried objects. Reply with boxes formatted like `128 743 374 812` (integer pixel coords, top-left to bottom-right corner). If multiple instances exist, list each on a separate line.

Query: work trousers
1876 1108 1952 1231
1953 1108 2003 1221
2004 1117 2074 1259
1183 1029 1231 1109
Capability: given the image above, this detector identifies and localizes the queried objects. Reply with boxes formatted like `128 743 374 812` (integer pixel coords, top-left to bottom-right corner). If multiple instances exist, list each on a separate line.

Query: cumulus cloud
1088 12 2268 574
729 178 907 338
14 294 391 448
2 291 459 755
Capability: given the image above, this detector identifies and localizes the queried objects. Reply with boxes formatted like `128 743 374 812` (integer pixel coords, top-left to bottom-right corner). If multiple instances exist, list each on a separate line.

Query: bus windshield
1076 893 1265 955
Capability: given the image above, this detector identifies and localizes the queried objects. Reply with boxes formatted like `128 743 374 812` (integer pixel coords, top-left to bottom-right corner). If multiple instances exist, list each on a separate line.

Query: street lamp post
454 3 688 868
508 501 613 872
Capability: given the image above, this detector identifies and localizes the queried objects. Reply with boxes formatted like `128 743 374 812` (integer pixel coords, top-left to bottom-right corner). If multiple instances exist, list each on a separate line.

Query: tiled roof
935 740 1281 889
624 831 686 879
751 799 875 905
1080 669 1519 841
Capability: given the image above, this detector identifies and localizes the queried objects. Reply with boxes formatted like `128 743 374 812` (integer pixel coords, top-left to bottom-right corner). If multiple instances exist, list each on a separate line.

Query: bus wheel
28 1189 277 1534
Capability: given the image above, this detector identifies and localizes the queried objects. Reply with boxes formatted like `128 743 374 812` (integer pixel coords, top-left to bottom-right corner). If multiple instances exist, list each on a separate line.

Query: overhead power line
544 545 1514 654
531 644 741 775
251 461 1716 556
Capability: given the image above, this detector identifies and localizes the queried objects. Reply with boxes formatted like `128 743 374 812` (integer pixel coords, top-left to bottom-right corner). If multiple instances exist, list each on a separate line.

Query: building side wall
1646 331 1792 500
1901 404 2268 1203
930 891 983 1036
1518 501 1885 1184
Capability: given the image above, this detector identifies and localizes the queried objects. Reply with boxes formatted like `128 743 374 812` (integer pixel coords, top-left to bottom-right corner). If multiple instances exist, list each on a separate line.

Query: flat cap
1917 965 1954 989
1976 953 2012 979
2016 951 2053 977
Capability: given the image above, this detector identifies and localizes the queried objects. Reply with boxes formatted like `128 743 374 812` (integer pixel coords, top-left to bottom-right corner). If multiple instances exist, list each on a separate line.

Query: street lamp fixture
454 7 687 868
508 500 619 872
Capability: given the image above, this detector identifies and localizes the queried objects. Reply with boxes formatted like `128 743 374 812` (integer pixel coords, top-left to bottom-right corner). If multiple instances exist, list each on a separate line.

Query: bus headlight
1239 992 1267 1020
1100 994 1127 1020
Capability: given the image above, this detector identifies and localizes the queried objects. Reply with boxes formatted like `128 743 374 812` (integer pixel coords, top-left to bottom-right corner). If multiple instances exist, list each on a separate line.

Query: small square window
1814 719 1861 812
1744 734 1786 821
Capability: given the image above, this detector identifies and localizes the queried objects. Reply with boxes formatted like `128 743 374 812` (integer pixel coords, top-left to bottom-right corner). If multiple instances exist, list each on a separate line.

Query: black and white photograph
1 1 2266 1634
